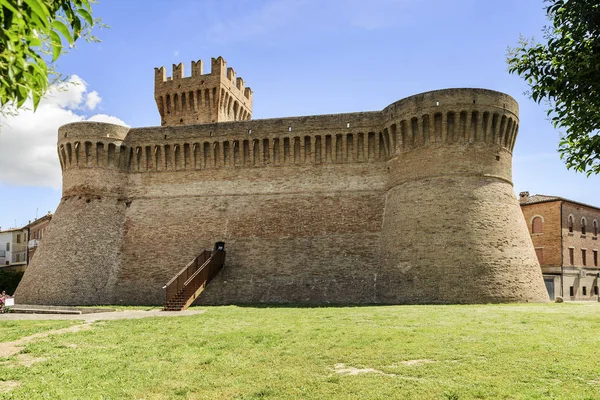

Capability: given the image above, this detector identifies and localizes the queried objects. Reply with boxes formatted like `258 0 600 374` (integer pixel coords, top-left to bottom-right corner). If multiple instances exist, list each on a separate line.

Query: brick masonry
15 85 549 305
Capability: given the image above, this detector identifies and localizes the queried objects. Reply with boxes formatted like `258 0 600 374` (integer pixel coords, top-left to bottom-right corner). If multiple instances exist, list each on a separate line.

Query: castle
15 57 549 305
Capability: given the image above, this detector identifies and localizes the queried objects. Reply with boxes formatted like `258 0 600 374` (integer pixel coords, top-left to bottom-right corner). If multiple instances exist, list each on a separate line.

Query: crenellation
172 63 184 80
191 60 204 77
17 72 549 306
227 67 236 81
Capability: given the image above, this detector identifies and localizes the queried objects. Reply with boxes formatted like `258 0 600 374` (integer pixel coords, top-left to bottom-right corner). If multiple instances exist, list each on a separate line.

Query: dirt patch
0 380 20 393
333 363 395 377
16 354 47 367
398 359 435 366
0 322 92 358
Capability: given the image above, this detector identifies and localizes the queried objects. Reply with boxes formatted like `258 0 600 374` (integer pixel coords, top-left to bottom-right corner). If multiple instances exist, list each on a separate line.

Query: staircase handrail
183 249 225 287
163 250 211 305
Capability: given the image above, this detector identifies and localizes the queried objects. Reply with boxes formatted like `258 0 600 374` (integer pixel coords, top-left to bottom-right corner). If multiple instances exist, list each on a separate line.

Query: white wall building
0 228 28 269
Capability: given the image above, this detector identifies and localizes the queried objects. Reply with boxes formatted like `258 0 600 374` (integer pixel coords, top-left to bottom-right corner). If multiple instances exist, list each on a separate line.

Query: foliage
1 304 600 398
0 270 23 295
507 0 600 175
0 0 101 112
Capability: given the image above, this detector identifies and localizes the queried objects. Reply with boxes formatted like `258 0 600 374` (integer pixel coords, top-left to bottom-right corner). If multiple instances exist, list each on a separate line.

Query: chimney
519 191 530 203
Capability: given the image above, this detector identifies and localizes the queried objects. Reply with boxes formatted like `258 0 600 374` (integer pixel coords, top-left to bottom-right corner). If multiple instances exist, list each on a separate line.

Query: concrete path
0 309 204 321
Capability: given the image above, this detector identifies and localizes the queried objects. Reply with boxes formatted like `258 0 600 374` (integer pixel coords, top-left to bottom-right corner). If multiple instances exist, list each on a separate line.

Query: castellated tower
154 56 252 126
14 56 549 306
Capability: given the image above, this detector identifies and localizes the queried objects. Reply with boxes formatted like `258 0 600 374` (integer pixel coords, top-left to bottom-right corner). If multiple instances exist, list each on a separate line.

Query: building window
16 234 21 243
535 248 544 264
568 215 574 233
582 249 587 266
595 286 599 296
594 250 598 267
594 220 598 236
5 243 8 251
532 217 543 234
15 254 20 262
569 248 574 265
583 286 587 296
581 218 587 235
570 286 574 296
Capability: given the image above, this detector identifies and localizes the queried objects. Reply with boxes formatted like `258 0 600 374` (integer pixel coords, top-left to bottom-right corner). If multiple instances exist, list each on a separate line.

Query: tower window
582 218 587 235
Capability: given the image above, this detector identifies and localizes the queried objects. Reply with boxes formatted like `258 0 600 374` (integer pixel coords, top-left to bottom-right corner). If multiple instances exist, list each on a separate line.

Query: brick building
520 192 600 301
24 213 53 264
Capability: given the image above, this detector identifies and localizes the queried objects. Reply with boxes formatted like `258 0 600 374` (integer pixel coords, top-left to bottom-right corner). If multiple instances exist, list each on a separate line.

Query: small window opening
595 286 599 296
570 286 574 296
495 155 500 161
583 286 587 296
248 129 252 135
582 249 587 266
436 101 440 106
582 218 587 235
568 215 574 233
288 126 292 132
346 123 350 128
569 248 574 265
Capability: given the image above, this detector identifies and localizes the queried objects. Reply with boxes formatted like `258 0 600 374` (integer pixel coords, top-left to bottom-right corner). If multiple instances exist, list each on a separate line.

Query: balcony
28 239 40 249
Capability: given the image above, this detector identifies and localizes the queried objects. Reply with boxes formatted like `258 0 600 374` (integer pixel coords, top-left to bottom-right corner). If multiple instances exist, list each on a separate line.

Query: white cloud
87 114 128 126
85 91 101 110
0 78 128 190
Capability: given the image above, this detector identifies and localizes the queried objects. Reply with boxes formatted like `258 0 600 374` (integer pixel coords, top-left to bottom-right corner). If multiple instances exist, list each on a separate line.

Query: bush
0 270 24 295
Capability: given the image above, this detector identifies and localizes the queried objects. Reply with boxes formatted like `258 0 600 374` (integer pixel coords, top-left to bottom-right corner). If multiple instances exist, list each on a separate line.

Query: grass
0 320 78 343
1 303 600 399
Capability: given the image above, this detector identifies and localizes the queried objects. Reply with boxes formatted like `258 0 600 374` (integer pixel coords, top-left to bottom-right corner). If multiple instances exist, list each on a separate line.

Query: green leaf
77 8 93 26
52 20 74 44
50 30 62 62
23 0 50 28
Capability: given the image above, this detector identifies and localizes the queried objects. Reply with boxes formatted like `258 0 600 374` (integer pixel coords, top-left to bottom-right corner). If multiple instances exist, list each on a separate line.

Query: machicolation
15 56 549 306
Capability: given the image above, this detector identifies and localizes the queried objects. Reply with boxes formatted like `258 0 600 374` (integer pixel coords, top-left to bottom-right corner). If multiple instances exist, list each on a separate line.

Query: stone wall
15 88 550 305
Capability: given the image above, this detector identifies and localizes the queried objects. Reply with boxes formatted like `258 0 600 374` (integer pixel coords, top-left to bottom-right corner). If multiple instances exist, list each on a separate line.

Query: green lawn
0 320 78 343
1 303 600 399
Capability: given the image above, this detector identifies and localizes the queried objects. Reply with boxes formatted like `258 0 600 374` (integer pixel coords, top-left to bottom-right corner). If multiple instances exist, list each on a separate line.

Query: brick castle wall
15 88 549 305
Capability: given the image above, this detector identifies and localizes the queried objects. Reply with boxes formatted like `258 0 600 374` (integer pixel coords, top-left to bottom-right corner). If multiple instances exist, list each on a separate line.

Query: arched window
581 217 587 235
594 220 598 236
532 216 543 234
568 215 574 233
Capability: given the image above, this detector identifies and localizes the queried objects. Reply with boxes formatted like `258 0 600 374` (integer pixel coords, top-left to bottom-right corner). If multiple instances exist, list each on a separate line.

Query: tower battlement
15 63 550 307
154 56 252 127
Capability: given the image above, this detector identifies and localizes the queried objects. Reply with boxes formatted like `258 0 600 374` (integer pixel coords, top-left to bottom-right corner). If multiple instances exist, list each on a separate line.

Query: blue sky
0 0 598 229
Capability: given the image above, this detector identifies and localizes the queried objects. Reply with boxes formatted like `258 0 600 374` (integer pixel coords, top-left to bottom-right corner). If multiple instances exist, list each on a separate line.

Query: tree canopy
507 0 600 175
0 0 99 112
